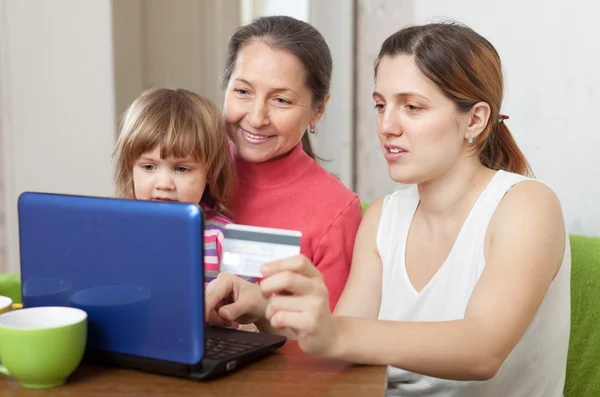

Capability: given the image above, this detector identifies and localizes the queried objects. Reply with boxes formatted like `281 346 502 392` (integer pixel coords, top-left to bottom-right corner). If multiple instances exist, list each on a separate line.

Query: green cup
0 306 87 388
0 273 22 304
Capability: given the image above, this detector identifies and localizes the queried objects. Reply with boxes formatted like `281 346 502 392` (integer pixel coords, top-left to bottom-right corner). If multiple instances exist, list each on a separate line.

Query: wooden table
0 341 388 396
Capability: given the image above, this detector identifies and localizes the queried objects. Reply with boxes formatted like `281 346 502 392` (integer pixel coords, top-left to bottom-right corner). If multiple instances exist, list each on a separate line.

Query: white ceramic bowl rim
0 306 87 330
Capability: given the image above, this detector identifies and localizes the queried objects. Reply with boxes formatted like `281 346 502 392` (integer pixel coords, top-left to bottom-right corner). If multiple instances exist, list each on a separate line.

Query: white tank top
377 170 570 397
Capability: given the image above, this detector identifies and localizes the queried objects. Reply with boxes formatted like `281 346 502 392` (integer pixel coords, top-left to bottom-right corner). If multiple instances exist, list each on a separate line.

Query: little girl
112 88 236 283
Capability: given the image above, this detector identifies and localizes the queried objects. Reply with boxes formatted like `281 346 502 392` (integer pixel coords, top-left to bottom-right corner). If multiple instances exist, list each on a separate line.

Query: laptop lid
17 192 205 365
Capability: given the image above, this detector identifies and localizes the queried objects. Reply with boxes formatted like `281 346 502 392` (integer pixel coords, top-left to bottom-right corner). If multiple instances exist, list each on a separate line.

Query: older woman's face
223 41 316 163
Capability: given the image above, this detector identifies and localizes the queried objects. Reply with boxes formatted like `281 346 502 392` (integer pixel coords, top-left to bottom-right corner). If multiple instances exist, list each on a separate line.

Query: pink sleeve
216 233 223 263
312 197 363 311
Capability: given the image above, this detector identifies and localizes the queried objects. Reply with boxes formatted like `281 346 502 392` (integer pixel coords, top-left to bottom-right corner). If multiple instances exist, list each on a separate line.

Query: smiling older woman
218 16 363 311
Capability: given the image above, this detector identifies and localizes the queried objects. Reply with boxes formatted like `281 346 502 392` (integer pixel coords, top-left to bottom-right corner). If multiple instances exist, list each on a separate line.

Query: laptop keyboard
204 336 263 360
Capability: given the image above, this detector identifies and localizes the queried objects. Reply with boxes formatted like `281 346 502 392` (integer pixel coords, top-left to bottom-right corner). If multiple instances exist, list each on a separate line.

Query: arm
329 181 566 380
312 196 363 311
334 197 384 318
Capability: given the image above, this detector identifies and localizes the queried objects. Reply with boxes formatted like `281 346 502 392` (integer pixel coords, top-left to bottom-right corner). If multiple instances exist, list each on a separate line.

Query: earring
309 127 316 134
467 136 473 144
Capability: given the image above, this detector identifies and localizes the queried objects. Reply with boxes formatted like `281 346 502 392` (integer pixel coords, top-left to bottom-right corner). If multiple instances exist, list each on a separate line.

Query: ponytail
478 122 533 177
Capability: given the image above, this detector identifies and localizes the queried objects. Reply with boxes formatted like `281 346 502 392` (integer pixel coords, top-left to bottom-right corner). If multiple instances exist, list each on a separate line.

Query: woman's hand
260 255 340 358
205 272 267 328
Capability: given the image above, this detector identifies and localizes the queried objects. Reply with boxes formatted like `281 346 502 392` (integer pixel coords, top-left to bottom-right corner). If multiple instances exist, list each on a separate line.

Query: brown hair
112 88 236 215
375 23 532 176
221 15 332 161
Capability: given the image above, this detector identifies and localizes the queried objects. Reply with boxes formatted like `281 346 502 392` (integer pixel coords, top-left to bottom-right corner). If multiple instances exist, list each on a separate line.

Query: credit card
220 224 302 278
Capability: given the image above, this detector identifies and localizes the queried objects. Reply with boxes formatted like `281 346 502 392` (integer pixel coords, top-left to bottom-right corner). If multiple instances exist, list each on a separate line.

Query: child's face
132 147 207 204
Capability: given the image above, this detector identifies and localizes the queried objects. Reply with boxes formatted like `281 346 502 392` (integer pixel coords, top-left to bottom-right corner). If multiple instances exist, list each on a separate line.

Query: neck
416 158 494 221
234 142 312 189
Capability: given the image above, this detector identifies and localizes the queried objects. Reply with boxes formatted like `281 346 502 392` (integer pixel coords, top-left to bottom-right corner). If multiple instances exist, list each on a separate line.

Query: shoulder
361 196 385 231
304 162 363 220
493 176 563 226
488 176 565 260
309 161 356 196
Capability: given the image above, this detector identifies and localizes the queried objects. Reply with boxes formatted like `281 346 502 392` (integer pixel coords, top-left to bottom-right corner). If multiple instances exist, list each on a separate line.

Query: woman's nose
247 101 270 129
379 108 403 137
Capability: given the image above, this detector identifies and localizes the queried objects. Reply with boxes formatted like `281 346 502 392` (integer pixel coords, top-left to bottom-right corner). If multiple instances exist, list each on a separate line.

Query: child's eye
174 166 188 173
142 164 155 171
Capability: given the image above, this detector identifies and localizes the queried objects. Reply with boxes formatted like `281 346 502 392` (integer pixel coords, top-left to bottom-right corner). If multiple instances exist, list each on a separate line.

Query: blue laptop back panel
17 192 205 365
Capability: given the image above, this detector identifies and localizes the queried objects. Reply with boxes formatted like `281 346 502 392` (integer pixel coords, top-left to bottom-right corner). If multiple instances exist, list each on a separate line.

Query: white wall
409 0 600 236
355 0 415 199
257 0 308 21
309 0 355 188
112 0 145 123
143 0 239 111
0 0 118 272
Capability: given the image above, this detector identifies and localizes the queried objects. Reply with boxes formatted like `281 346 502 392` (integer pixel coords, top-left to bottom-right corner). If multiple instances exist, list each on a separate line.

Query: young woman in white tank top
204 22 570 397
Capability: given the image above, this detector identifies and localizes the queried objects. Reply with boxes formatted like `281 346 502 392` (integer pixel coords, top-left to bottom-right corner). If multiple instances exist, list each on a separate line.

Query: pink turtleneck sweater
229 143 362 310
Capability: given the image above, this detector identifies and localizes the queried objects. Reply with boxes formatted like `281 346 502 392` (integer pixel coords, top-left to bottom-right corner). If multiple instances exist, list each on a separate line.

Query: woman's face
373 54 473 185
223 41 323 163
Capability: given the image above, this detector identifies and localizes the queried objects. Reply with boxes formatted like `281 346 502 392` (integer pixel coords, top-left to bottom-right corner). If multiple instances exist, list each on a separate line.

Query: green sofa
1 233 598 395
565 234 600 396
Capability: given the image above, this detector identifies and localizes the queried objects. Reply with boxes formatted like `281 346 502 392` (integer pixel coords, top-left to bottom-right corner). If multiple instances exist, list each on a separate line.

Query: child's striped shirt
203 211 258 285
203 212 231 283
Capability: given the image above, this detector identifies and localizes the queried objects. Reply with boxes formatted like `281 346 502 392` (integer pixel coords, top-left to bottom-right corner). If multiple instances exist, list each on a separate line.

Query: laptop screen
18 192 205 365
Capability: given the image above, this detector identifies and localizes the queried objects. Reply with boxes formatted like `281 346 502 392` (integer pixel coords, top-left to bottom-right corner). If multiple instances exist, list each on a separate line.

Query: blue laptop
17 192 286 380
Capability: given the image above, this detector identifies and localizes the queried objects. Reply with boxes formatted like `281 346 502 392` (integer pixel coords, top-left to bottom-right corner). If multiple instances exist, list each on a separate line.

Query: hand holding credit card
220 224 302 278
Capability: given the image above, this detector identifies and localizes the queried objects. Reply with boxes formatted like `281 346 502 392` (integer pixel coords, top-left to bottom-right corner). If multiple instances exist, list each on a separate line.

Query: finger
260 255 322 279
260 271 316 297
265 295 309 320
269 310 319 334
204 274 235 318
226 321 241 330
217 300 255 323
206 309 233 327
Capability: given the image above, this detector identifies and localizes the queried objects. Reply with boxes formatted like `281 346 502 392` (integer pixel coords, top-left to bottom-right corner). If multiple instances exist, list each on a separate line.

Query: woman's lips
240 128 274 145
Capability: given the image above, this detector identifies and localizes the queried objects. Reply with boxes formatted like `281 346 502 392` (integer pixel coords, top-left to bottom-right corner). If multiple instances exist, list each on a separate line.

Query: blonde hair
112 88 236 215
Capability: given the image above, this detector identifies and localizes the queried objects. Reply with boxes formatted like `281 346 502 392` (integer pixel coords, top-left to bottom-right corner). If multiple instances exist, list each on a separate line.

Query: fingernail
221 309 230 320
261 264 271 275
